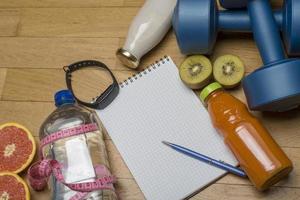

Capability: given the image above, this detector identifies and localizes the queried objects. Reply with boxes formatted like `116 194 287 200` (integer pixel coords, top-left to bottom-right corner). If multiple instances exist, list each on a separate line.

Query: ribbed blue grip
248 0 285 64
218 10 282 32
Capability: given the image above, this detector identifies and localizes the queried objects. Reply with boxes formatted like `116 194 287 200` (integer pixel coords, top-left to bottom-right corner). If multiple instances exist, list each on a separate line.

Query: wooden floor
0 0 299 199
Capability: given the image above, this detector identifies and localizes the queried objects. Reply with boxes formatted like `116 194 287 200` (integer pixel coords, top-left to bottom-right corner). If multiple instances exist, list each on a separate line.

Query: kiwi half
213 54 245 89
179 55 213 89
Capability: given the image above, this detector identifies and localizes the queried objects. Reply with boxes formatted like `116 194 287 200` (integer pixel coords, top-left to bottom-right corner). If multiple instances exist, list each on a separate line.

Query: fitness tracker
64 60 119 110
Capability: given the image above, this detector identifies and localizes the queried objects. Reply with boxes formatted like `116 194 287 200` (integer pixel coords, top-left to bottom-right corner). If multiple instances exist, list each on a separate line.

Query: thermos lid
199 82 222 102
54 90 75 107
116 48 139 69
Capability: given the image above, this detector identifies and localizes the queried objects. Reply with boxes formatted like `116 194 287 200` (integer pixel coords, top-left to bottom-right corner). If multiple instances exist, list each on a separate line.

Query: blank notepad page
97 57 237 200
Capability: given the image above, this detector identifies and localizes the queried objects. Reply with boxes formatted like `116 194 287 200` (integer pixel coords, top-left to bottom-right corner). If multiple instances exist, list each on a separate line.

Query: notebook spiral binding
119 56 170 88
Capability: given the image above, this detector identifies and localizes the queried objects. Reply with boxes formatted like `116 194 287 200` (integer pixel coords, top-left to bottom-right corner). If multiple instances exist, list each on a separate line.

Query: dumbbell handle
248 0 285 64
219 10 282 32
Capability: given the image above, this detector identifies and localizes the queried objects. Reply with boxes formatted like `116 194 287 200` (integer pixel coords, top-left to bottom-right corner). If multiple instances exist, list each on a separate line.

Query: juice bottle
199 82 293 190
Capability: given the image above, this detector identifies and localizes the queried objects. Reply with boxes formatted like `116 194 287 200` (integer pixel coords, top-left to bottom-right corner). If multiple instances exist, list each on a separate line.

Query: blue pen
162 141 247 178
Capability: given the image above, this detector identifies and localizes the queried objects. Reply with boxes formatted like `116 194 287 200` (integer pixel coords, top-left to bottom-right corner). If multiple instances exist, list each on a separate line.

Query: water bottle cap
54 90 75 107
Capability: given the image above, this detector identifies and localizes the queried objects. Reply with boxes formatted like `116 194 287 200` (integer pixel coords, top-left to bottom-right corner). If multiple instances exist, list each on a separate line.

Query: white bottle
116 0 177 69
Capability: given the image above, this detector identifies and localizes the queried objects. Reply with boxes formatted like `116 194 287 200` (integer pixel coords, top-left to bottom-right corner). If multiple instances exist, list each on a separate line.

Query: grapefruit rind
0 172 30 200
0 122 36 174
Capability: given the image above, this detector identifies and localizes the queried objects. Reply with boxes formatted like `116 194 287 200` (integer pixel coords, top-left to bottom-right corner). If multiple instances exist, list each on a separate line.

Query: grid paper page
97 57 237 200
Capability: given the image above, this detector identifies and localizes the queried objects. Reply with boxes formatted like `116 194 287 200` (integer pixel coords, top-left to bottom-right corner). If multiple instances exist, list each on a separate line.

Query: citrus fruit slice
0 172 30 200
0 123 36 173
179 55 213 89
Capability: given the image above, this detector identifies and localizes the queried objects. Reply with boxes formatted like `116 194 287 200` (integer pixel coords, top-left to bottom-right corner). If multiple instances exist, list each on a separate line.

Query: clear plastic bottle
39 90 117 200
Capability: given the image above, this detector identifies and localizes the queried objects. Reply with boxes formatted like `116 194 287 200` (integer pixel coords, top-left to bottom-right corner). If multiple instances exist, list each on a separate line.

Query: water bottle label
65 137 96 183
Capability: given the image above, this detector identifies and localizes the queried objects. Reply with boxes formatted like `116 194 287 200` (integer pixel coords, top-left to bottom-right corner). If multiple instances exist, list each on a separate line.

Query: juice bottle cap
199 82 222 102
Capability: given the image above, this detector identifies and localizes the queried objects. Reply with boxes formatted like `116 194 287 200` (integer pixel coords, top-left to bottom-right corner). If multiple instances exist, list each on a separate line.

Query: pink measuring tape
28 123 116 200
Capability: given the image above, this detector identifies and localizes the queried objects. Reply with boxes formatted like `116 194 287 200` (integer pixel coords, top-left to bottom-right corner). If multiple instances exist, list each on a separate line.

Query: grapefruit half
0 123 36 173
0 172 30 200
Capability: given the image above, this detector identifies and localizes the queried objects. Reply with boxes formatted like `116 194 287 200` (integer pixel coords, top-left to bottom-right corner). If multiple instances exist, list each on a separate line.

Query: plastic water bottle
39 90 117 200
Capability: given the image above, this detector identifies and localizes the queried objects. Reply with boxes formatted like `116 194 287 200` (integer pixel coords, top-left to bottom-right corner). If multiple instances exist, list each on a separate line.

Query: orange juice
200 82 293 190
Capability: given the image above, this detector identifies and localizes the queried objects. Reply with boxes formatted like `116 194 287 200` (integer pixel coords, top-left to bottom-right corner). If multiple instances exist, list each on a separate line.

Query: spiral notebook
96 56 237 200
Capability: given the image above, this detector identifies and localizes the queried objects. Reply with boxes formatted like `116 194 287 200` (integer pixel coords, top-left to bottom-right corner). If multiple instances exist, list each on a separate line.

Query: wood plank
0 9 20 36
17 3 284 37
0 37 118 69
0 32 262 72
0 0 100 8
2 69 65 101
1 69 133 102
123 0 144 7
100 0 124 7
0 101 54 136
19 8 139 37
0 0 124 8
0 68 7 99
192 183 300 200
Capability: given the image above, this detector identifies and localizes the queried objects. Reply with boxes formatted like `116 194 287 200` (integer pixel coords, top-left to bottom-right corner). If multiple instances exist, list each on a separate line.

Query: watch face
65 60 119 109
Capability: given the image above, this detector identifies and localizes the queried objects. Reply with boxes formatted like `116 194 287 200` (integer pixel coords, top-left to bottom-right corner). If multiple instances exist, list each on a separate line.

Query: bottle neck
204 89 224 105
56 102 75 108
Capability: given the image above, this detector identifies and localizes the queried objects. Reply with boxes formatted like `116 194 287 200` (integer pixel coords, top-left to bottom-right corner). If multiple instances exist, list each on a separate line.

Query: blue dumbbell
173 0 300 56
242 0 300 112
219 0 247 9
173 0 300 112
